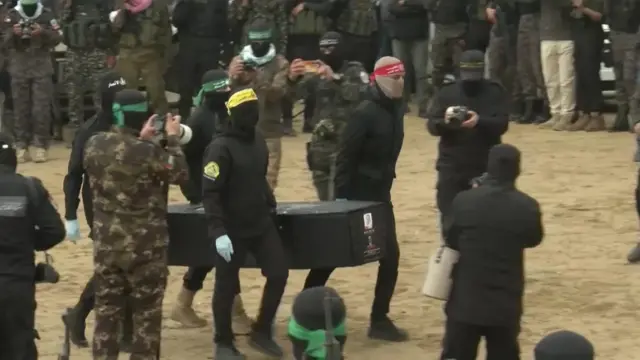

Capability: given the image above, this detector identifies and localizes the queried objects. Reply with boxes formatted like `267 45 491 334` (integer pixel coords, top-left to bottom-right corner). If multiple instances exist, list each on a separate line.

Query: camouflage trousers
116 49 169 114
11 75 53 149
65 49 107 126
430 23 466 89
265 137 282 190
517 14 546 100
610 30 640 107
312 170 334 201
488 26 521 103
93 249 168 360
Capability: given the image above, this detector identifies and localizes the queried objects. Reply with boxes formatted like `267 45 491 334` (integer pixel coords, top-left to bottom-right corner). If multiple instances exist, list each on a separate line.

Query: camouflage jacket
334 0 377 36
230 54 292 138
112 0 172 52
83 128 188 256
228 0 288 52
3 6 61 77
298 61 370 172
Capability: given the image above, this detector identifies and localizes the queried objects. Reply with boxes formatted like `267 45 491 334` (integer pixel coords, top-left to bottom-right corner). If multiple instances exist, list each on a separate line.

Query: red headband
370 62 405 82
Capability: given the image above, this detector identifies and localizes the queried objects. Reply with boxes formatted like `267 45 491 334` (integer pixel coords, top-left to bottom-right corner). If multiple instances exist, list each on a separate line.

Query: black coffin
167 201 389 269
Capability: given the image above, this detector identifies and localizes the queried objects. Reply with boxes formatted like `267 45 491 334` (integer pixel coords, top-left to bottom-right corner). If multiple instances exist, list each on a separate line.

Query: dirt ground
27 114 640 359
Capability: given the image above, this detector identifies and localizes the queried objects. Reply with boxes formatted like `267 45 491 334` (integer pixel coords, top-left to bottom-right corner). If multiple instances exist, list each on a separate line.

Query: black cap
459 50 485 81
100 70 127 94
534 330 594 360
319 31 341 47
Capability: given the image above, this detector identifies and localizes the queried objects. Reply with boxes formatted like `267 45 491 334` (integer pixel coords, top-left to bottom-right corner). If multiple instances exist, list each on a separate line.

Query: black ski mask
112 89 149 135
194 69 230 114
319 31 343 70
458 50 486 97
98 71 127 119
0 134 17 171
226 87 259 136
247 19 273 57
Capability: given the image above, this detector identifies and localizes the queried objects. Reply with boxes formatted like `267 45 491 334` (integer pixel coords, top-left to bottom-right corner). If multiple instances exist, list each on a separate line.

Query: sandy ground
26 113 640 359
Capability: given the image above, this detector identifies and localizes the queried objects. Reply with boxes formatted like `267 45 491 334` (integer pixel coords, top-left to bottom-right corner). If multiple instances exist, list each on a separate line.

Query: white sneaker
32 148 47 163
16 148 29 163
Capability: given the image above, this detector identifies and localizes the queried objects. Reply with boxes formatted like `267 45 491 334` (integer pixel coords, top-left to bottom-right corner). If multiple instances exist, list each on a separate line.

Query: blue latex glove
336 198 347 201
215 235 234 262
65 220 80 242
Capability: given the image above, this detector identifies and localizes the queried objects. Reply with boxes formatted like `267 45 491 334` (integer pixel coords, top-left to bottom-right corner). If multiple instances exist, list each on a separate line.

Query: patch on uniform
360 71 369 84
203 161 219 180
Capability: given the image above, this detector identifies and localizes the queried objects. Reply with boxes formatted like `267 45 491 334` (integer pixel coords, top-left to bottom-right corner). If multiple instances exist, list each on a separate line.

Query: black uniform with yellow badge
201 87 289 359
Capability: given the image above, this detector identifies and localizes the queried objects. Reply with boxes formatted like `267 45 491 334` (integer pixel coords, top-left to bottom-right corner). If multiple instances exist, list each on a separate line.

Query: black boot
64 278 95 347
302 117 314 133
249 328 284 357
533 99 550 124
610 104 630 132
517 99 535 124
368 316 409 342
215 343 246 359
509 98 524 123
283 117 296 136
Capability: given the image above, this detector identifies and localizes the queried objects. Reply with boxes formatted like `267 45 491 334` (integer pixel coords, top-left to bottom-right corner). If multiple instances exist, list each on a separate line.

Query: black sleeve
426 88 455 136
521 198 544 248
444 193 463 250
202 141 231 241
171 0 191 28
334 106 368 199
476 85 509 138
33 179 66 251
263 144 277 209
182 111 205 163
62 126 92 221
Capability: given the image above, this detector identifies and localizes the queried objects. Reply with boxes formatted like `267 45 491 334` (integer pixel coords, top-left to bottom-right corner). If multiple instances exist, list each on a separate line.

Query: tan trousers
540 40 575 115
265 137 282 190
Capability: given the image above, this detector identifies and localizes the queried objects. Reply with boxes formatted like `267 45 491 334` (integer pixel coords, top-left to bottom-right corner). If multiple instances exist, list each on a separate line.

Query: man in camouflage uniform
112 0 172 113
228 18 299 190
60 0 113 137
428 0 469 90
228 0 288 53
606 0 640 131
293 31 370 200
84 89 188 359
4 0 62 163
333 0 377 72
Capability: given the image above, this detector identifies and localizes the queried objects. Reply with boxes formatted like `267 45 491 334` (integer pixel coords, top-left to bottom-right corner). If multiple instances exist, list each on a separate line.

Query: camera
152 113 193 145
19 19 33 39
240 52 259 70
445 106 469 127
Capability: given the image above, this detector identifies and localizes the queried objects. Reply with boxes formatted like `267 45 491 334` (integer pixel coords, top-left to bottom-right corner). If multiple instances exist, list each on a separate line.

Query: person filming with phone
426 49 509 242
83 89 188 359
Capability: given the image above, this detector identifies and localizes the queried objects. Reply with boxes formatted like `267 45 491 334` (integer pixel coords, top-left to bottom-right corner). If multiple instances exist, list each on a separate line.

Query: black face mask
204 92 229 112
121 112 149 135
461 80 483 97
251 42 271 57
320 51 342 71
229 102 259 134
22 4 37 16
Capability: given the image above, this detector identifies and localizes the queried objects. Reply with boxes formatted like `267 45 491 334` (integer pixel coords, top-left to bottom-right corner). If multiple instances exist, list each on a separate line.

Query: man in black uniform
202 87 288 359
441 143 543 360
61 71 130 348
171 69 234 328
0 133 66 359
304 56 408 342
426 50 509 240
172 0 229 118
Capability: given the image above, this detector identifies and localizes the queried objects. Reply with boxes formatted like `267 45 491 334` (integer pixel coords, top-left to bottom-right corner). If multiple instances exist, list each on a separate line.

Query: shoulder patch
203 161 220 180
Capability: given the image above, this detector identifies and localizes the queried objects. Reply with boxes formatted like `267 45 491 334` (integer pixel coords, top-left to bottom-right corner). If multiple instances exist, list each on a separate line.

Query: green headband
192 79 230 106
287 317 346 359
248 30 272 41
112 102 149 126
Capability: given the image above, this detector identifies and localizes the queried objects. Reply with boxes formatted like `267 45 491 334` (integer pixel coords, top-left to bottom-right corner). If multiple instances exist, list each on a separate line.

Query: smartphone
302 60 321 73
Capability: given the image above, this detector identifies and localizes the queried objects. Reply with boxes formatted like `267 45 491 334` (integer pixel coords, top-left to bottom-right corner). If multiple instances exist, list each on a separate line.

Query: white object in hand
444 106 457 124
422 245 460 300
177 124 192 145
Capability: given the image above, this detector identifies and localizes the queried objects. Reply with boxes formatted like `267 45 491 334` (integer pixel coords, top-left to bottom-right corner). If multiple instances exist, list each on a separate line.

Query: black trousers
440 318 520 360
183 266 213 292
176 39 221 118
574 25 604 113
436 172 473 239
340 32 377 72
303 204 399 321
635 168 640 218
0 280 37 360
213 222 289 344
282 35 320 127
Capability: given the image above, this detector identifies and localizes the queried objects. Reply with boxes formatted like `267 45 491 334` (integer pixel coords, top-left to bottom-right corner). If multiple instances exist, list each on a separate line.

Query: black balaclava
195 69 230 116
19 0 38 17
247 18 273 57
319 31 343 70
458 50 486 97
112 89 149 135
486 143 521 184
0 133 17 171
98 70 127 121
534 330 594 360
226 86 259 137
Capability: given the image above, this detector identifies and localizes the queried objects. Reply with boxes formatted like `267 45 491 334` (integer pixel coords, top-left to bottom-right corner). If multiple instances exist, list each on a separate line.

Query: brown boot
552 114 572 131
585 113 605 132
170 288 207 328
568 113 590 131
538 114 558 129
232 294 254 334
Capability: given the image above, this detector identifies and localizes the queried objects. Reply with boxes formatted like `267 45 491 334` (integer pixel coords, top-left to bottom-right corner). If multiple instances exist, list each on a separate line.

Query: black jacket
0 166 65 281
388 0 429 40
180 103 228 204
172 0 228 44
427 80 509 182
445 179 543 327
62 111 112 226
202 128 276 241
430 0 469 24
334 86 404 202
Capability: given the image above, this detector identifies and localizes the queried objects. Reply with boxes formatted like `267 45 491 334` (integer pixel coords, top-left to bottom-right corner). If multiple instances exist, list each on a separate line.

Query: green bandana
287 317 346 359
112 102 149 126
248 30 272 41
192 79 230 106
